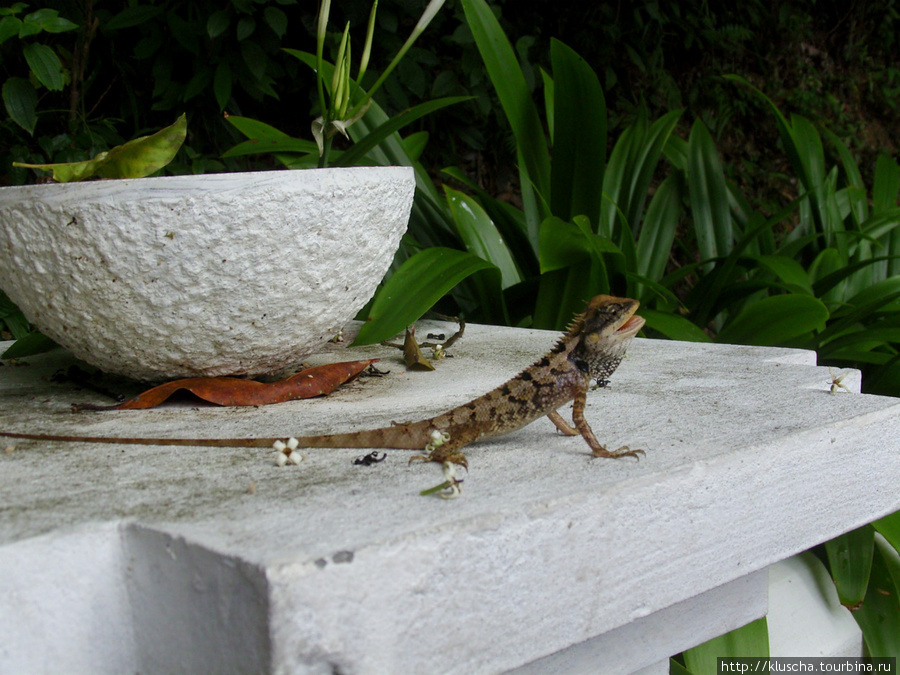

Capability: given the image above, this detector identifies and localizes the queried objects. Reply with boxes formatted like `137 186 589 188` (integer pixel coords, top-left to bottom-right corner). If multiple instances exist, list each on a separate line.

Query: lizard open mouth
617 313 646 338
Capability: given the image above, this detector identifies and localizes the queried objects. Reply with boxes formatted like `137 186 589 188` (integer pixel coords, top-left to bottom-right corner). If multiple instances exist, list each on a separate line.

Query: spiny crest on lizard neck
564 295 640 339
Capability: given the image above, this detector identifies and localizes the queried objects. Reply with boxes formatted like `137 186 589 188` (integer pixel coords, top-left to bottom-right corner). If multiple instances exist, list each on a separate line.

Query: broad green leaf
538 216 617 274
23 43 65 91
682 618 769 675
549 38 605 224
85 113 186 179
105 6 164 30
213 62 232 110
462 0 550 200
2 76 37 134
817 289 900 348
0 16 23 44
1 331 57 359
441 166 537 276
755 255 813 294
23 8 77 33
640 308 711 342
534 263 608 331
353 248 494 346
241 41 266 80
444 186 521 289
401 131 428 161
818 326 900 358
860 208 900 240
808 247 845 302
236 16 255 41
14 113 186 181
688 118 732 269
207 10 230 39
183 67 211 102
825 526 875 607
264 7 287 38
845 278 900 315
716 295 829 346
851 536 900 657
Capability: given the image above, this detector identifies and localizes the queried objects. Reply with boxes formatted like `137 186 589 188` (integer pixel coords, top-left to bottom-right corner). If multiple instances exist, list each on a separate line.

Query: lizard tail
0 431 276 448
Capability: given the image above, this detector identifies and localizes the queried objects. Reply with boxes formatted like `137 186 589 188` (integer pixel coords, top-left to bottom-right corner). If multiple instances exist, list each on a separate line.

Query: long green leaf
601 109 682 242
824 128 867 225
534 264 607 331
1 331 57 359
682 618 769 675
444 186 521 289
549 38 605 224
462 0 550 201
754 255 813 295
635 173 682 283
688 118 733 270
538 216 618 275
353 247 494 345
640 309 711 342
874 154 900 277
825 526 875 607
873 511 900 551
223 115 317 156
851 536 900 657
283 48 459 253
716 294 829 346
335 96 472 167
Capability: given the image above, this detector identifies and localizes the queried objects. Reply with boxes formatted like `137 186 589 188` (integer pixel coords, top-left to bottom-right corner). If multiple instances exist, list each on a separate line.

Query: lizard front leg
571 385 644 460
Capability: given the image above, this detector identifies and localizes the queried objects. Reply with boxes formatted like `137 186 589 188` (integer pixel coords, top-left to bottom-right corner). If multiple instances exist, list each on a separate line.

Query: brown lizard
0 294 645 470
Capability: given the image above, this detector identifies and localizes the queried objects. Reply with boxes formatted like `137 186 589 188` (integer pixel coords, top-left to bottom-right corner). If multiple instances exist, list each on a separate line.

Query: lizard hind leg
408 430 469 470
547 409 579 436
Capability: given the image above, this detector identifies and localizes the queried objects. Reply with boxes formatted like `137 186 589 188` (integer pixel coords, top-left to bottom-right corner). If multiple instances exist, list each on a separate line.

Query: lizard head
567 295 645 384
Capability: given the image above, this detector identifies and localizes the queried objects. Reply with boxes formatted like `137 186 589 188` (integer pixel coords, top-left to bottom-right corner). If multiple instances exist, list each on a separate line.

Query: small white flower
425 429 451 452
440 462 461 499
273 437 303 467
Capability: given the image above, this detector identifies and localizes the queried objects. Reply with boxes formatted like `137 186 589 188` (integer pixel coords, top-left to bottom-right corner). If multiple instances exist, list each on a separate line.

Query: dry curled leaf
76 359 378 410
402 326 434 371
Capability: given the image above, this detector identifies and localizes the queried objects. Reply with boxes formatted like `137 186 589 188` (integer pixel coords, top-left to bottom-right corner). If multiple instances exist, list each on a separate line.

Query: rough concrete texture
0 167 414 380
1 326 898 673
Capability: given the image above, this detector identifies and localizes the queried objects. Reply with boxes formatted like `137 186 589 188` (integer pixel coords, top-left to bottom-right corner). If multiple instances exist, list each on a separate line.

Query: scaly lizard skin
0 295 645 469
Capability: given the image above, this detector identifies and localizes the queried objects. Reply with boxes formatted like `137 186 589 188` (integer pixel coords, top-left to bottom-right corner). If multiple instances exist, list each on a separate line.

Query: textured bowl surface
0 167 414 380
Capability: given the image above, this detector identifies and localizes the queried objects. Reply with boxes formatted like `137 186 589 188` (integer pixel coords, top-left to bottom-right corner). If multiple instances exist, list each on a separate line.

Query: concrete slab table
1 322 899 673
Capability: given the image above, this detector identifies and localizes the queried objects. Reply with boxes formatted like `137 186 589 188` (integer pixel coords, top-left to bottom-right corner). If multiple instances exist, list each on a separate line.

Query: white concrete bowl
0 167 414 381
